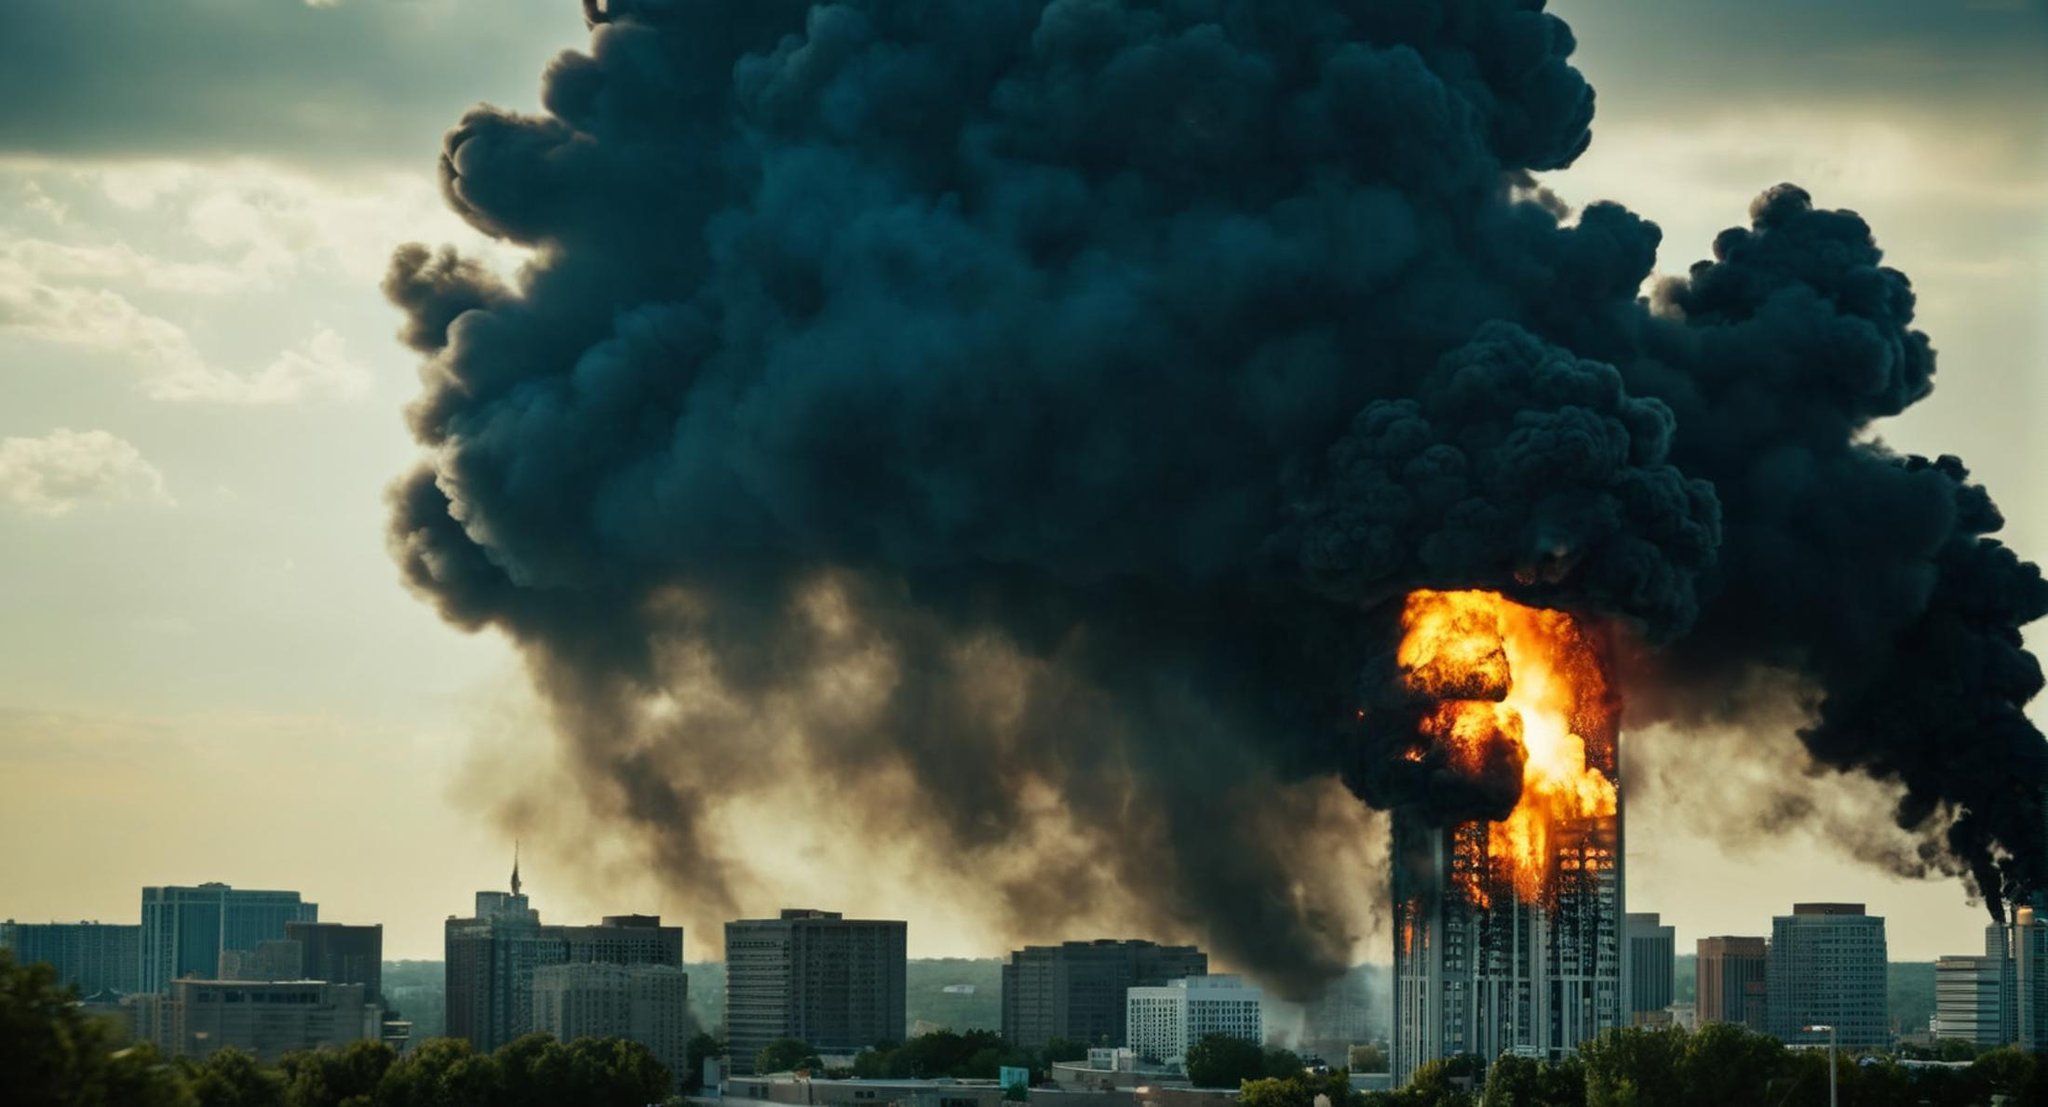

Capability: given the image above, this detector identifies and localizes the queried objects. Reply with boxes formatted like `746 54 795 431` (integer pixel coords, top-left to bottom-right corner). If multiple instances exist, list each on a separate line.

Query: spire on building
511 841 522 898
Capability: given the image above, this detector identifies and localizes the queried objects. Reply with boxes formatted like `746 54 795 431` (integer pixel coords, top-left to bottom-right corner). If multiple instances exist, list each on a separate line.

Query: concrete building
532 962 691 1088
1985 906 2048 1051
1126 975 1263 1071
726 909 907 1071
1766 904 1888 1049
1391 810 1622 1081
1936 955 2006 1047
445 861 683 1053
1624 913 1674 1024
1001 940 1209 1051
1695 936 1768 1031
290 922 383 1003
141 884 317 993
0 920 141 995
159 980 380 1061
219 939 303 982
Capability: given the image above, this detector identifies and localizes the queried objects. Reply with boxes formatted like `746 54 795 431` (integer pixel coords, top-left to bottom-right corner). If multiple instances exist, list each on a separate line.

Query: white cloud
0 258 371 405
144 326 371 405
0 429 172 516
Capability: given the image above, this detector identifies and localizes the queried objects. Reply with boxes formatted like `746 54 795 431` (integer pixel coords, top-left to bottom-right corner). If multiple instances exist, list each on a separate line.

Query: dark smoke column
384 0 2047 991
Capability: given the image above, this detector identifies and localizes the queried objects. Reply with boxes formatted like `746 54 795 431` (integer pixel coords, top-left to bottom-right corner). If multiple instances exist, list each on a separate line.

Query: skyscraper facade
1391 808 1623 1081
1624 913 1675 1022
725 909 906 1071
444 868 683 1053
1766 903 1888 1049
1987 906 2048 1051
1695 936 1768 1030
532 962 691 1088
1936 955 2006 1046
0 920 141 995
140 884 317 993
1000 939 1209 1051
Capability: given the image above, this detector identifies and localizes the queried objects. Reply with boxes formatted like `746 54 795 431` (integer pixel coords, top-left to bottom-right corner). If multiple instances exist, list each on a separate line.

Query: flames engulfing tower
1388 592 1625 1082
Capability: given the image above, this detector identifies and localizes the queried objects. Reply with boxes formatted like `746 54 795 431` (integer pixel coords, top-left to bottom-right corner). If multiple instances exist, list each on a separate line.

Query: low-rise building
1935 955 2006 1047
159 980 380 1061
1126 975 1263 1071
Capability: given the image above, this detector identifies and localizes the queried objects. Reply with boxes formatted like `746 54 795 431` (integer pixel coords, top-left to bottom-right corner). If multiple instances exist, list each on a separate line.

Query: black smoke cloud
386 0 2047 989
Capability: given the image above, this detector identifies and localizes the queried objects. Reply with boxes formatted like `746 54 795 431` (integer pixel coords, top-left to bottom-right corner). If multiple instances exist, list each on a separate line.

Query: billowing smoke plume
386 0 2046 991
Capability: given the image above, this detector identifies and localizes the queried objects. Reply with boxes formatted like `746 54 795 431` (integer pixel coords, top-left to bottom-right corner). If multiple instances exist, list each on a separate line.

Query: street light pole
1801 1024 1837 1107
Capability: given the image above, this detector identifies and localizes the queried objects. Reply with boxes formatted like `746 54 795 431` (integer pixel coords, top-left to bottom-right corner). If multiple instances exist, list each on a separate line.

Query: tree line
1 951 678 1107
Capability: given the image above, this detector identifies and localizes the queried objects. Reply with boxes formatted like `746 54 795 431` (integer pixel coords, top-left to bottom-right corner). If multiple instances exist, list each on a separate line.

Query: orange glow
1399 589 1619 905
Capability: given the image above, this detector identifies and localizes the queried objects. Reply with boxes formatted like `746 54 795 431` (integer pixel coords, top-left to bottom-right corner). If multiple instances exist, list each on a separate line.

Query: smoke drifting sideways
385 0 2048 991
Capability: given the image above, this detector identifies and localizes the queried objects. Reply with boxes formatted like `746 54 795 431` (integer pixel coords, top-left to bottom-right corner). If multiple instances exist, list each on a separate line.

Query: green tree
0 950 195 1107
754 1037 823 1075
372 1037 497 1107
1261 1047 1307 1079
186 1048 284 1107
1185 1033 1265 1088
684 1032 726 1092
1041 1037 1088 1064
1240 1070 1357 1107
1396 1055 1482 1107
1347 1045 1388 1074
279 1039 393 1107
1480 1054 1583 1107
1580 1026 1686 1107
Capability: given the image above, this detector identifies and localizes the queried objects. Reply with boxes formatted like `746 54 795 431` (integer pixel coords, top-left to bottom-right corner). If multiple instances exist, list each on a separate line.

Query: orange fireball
1398 589 1619 905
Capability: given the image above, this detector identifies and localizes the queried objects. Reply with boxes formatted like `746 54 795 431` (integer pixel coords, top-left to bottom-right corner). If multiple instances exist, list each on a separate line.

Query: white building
1126 974 1263 1070
158 980 380 1061
531 961 691 1088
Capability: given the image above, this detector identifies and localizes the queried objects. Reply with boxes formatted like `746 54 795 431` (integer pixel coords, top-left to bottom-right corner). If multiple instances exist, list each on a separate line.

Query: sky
0 0 2043 968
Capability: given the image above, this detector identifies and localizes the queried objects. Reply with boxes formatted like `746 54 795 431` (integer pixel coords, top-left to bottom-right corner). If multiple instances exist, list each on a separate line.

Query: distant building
219 939 303 982
1624 913 1675 1023
290 922 384 1003
445 859 683 1053
141 884 317 993
158 980 379 1062
1695 936 1768 1031
1000 939 1208 1051
0 920 141 995
532 962 691 1088
1936 955 2006 1047
1986 905 2048 1051
1767 903 1887 1049
725 909 906 1071
1127 975 1263 1071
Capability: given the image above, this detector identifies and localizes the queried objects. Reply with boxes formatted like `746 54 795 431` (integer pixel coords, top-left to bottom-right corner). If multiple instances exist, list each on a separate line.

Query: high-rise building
288 922 384 1003
1936 955 2006 1047
1390 805 1623 1081
1000 939 1208 1051
1766 903 1888 1049
0 921 141 995
725 909 906 1070
1986 906 2048 1051
1695 936 1768 1031
1624 913 1675 1023
532 962 691 1088
218 939 304 982
1125 975 1264 1071
157 980 380 1061
140 884 317 993
445 860 683 1053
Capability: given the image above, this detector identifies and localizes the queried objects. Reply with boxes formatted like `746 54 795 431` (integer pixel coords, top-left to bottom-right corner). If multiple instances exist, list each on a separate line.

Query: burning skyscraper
1386 591 1624 1079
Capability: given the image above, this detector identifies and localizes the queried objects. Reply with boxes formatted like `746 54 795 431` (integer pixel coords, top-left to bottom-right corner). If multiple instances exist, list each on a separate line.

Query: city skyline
2 0 2044 980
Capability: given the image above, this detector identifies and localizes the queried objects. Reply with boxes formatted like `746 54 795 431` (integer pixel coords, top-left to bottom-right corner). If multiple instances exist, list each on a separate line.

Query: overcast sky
0 0 2042 966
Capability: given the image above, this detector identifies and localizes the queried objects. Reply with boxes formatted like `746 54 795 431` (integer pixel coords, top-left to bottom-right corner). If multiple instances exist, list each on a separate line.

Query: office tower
1766 903 1888 1049
532 962 691 1087
1695 936 1768 1030
1391 809 1623 1080
157 980 379 1061
1988 906 2048 1050
445 860 684 1052
1125 975 1264 1070
1000 939 1209 1051
288 922 384 1002
140 884 317 993
1624 913 1675 1023
725 909 906 1071
0 921 142 995
1936 955 2006 1047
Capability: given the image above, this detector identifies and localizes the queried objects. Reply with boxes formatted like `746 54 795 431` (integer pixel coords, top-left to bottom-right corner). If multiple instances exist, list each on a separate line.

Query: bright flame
1398 589 1619 905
